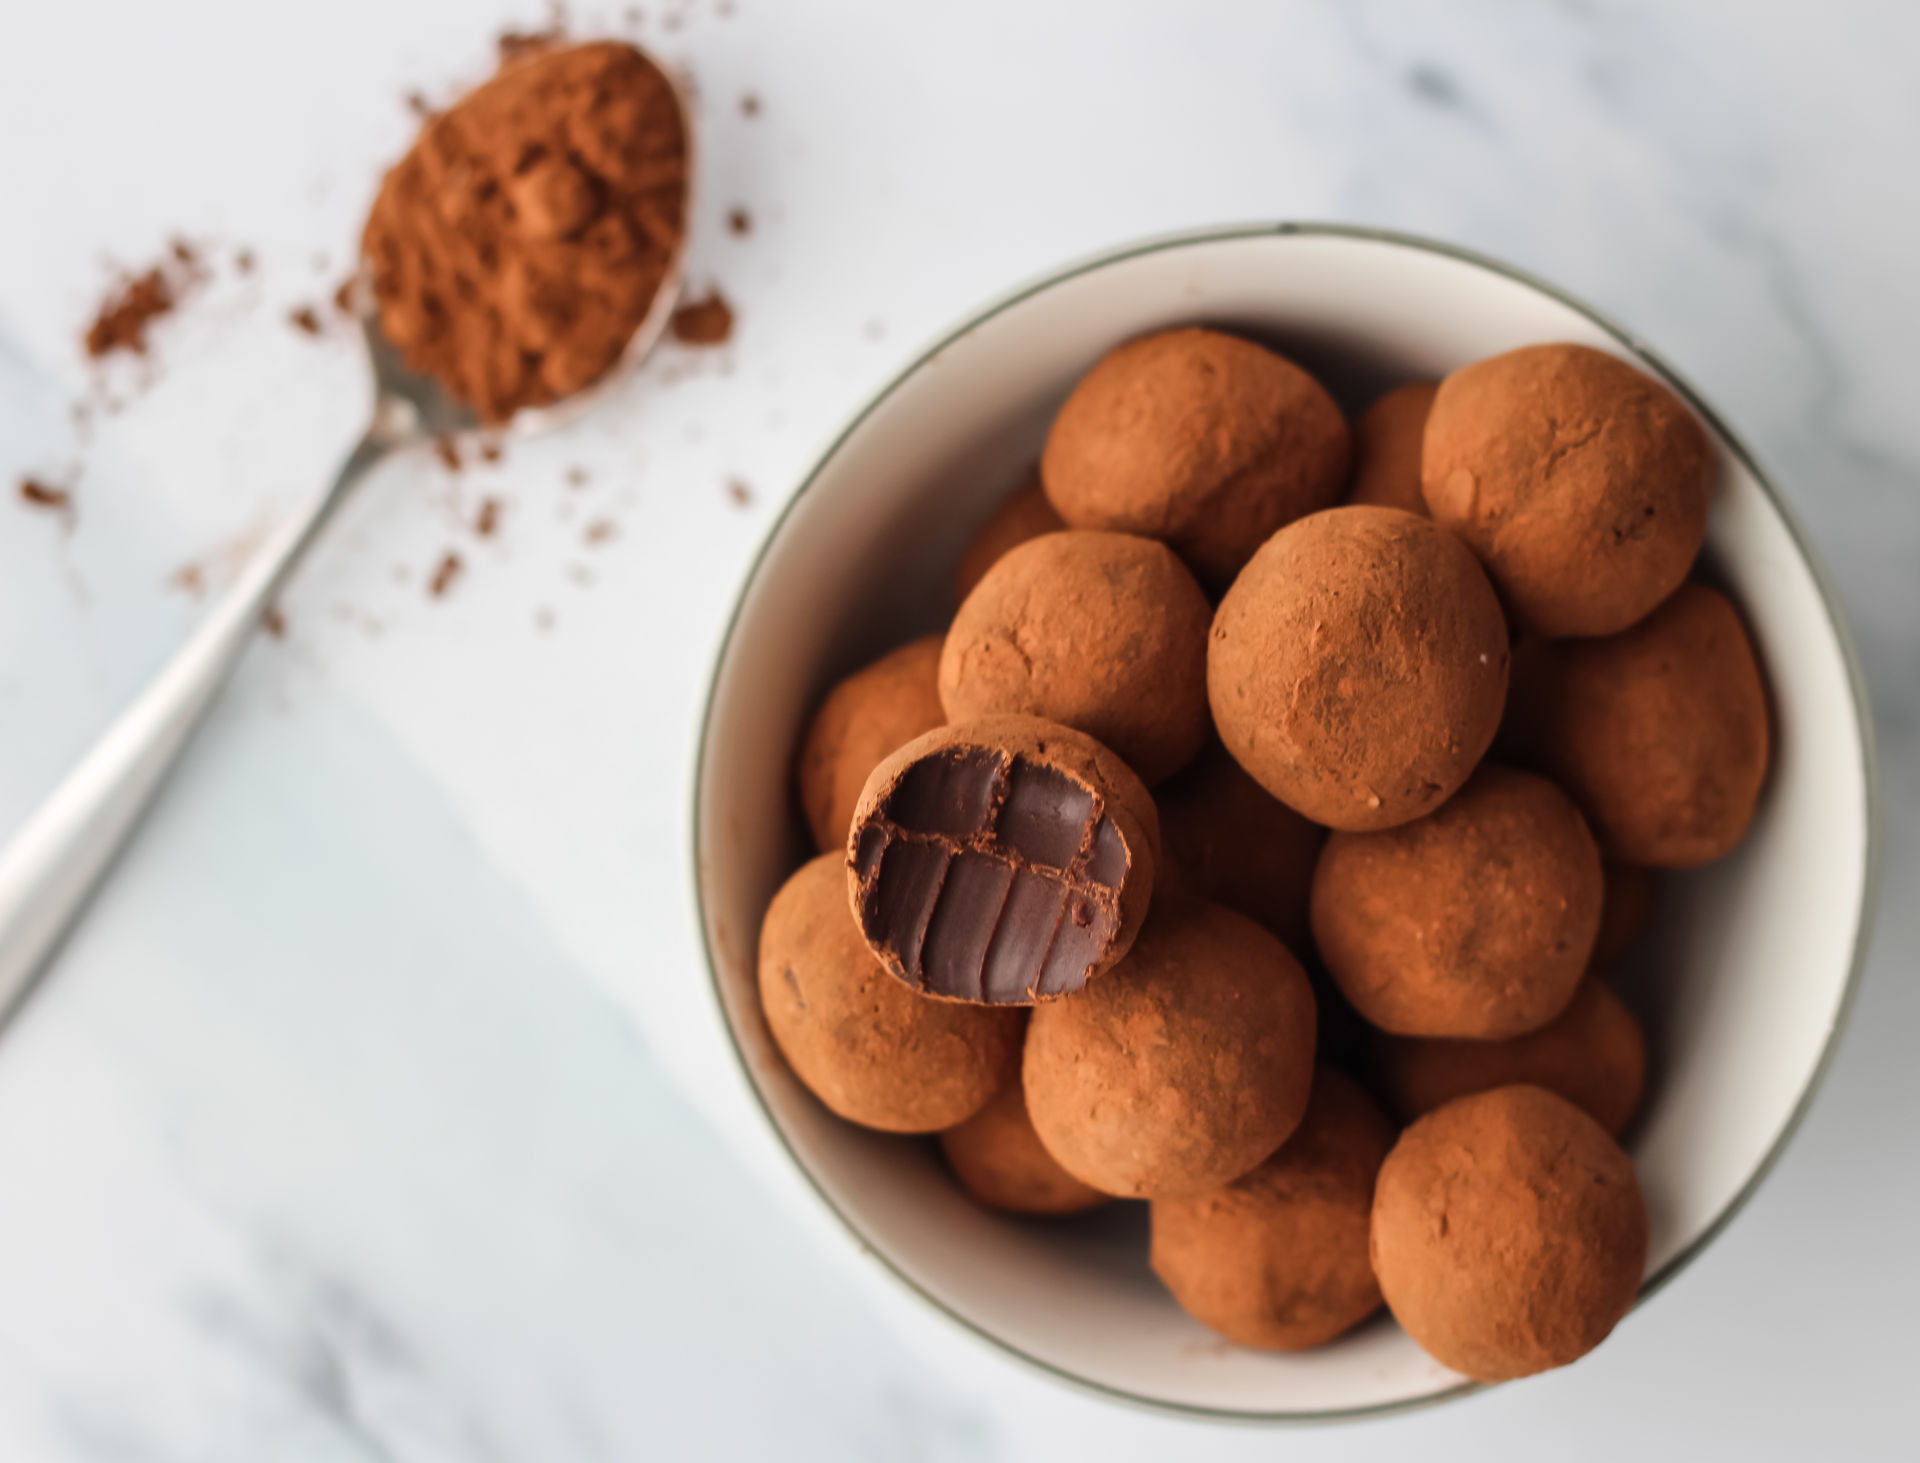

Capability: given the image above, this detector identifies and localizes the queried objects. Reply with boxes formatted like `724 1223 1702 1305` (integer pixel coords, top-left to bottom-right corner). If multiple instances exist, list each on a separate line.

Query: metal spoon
0 168 691 1019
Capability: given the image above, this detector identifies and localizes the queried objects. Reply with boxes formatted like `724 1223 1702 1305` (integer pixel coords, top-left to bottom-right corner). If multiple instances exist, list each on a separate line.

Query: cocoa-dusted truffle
954 469 1064 602
758 854 1023 1132
1347 380 1437 515
1150 1067 1393 1350
939 1075 1107 1216
1154 741 1325 952
796 636 946 853
941 530 1211 785
1311 764 1602 1038
1371 1085 1648 1381
1371 979 1646 1135
1024 895 1317 1198
1511 583 1770 867
847 716 1159 1003
1593 862 1658 967
1209 506 1509 831
1040 328 1349 589
1422 343 1712 637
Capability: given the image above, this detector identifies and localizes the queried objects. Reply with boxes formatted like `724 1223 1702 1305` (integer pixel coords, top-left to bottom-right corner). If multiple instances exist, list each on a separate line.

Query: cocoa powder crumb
740 91 760 117
289 305 324 336
85 268 175 359
475 497 502 536
434 436 462 472
535 605 557 631
498 27 565 64
405 90 435 119
725 476 752 507
565 465 590 488
429 552 463 597
18 477 71 512
727 207 752 236
584 517 618 544
170 562 206 596
263 607 288 638
333 277 359 316
479 441 503 464
170 238 200 268
235 249 257 276
670 289 734 346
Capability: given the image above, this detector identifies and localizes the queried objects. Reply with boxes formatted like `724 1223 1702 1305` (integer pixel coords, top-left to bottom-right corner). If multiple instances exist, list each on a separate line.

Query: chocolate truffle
1209 506 1510 831
1371 1085 1648 1381
847 716 1159 1003
1593 862 1659 967
939 1075 1107 1216
941 531 1211 785
1154 741 1325 952
758 854 1023 1132
1311 765 1602 1039
1422 343 1712 637
1024 895 1317 1199
1513 583 1770 867
1347 380 1438 515
1150 1067 1393 1350
1371 979 1646 1136
1040 328 1350 589
954 470 1064 602
796 636 946 853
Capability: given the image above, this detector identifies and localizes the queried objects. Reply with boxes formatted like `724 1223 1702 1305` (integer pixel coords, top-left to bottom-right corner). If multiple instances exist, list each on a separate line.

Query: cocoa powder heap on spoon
362 41 689 422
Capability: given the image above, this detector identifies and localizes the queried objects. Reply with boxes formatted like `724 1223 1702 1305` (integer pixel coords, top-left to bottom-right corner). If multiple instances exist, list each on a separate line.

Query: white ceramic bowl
691 224 1879 1421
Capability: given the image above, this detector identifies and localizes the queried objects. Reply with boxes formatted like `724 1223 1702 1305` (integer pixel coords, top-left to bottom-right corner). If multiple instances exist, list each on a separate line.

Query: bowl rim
687 220 1883 1425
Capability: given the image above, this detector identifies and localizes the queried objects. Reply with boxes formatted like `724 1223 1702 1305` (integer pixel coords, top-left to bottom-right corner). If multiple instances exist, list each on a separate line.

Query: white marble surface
0 1 1915 1457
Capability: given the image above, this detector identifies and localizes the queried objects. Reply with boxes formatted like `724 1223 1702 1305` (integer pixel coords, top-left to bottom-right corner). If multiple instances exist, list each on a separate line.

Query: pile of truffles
760 328 1772 1385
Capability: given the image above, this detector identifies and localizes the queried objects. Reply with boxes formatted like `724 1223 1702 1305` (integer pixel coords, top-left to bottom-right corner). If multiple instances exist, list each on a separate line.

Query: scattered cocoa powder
479 441 503 465
85 269 175 359
741 92 760 117
332 277 359 316
475 497 502 536
170 562 207 597
565 465 590 488
724 476 752 507
289 305 323 336
235 249 257 276
670 289 734 346
428 552 463 597
584 517 618 544
727 207 752 236
363 41 689 423
262 607 288 639
434 436 462 472
405 90 435 120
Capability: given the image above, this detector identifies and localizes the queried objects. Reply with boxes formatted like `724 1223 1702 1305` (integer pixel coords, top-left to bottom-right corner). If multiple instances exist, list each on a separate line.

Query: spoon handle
0 428 396 1021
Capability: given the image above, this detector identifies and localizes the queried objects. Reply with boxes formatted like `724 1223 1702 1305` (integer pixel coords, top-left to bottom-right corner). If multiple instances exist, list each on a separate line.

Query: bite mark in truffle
851 746 1132 1002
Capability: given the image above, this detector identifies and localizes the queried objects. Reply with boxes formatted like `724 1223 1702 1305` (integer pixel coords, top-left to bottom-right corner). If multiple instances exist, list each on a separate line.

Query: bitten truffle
1510 583 1770 867
1370 979 1646 1135
1371 1085 1648 1381
796 636 946 852
1154 741 1325 953
1311 764 1602 1038
941 531 1212 785
954 469 1064 602
940 1075 1108 1216
1040 328 1350 589
1422 343 1712 637
847 716 1159 1003
1593 862 1659 967
1347 380 1438 515
758 854 1023 1132
1024 895 1317 1198
1150 1067 1393 1350
1209 506 1510 831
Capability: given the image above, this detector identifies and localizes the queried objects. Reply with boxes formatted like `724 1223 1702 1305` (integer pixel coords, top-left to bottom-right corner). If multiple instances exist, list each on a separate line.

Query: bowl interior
692 226 1872 1419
